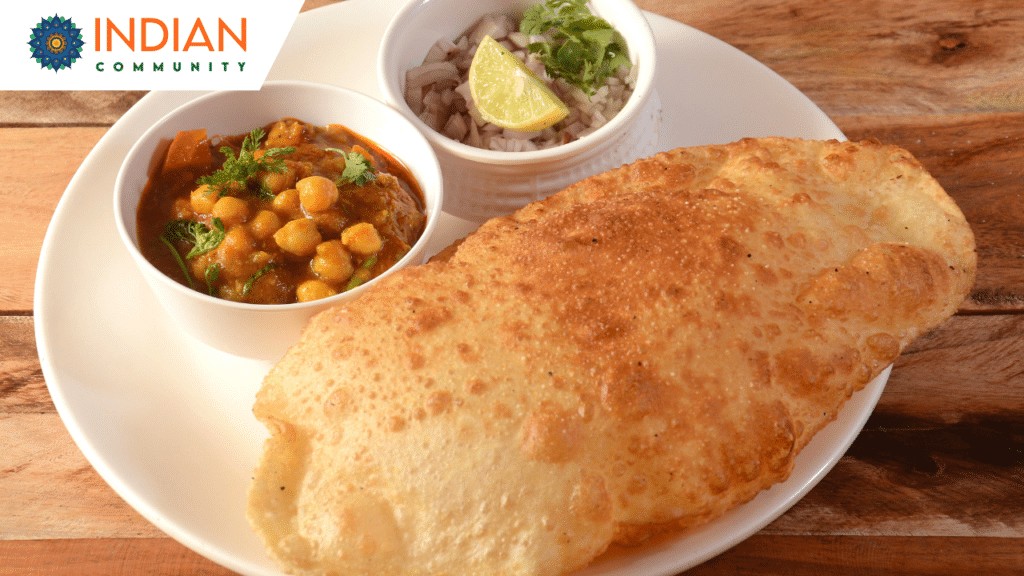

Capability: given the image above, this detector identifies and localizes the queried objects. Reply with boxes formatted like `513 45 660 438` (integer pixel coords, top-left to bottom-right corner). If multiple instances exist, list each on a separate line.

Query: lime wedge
468 35 569 132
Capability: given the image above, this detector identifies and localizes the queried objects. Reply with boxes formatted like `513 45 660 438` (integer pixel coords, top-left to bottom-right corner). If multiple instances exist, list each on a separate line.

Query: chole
248 137 976 576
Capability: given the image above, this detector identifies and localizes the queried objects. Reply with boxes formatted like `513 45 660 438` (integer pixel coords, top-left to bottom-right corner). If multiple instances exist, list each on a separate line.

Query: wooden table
3 0 1022 574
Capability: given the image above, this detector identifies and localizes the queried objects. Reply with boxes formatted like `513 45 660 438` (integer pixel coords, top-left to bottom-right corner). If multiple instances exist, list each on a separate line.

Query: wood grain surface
2 0 1022 574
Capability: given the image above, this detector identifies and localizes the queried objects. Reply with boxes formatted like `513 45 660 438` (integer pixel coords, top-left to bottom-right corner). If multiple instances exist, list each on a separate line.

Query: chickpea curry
136 118 427 304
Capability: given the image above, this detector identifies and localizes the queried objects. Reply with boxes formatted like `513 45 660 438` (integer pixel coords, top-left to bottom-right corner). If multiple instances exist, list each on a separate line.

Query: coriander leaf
159 234 195 290
161 218 200 243
521 0 591 35
520 0 630 96
204 263 221 296
187 218 226 259
161 217 226 260
345 253 378 291
242 263 278 296
327 148 378 187
196 127 295 198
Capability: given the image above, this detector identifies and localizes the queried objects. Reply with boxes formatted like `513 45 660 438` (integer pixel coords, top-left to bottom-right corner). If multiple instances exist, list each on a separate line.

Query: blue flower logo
28 15 84 72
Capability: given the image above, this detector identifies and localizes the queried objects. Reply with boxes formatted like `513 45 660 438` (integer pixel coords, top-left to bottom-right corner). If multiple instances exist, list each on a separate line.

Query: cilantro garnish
520 0 631 96
345 253 378 291
242 263 278 296
160 217 226 290
204 263 221 296
163 217 226 259
197 128 296 199
327 148 378 187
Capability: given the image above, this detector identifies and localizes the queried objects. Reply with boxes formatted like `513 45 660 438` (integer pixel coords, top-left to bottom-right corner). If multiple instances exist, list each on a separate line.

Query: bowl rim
377 0 659 166
112 79 444 313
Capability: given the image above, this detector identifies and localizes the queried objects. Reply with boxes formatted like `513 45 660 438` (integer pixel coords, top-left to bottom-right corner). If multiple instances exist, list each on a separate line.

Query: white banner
3 0 303 90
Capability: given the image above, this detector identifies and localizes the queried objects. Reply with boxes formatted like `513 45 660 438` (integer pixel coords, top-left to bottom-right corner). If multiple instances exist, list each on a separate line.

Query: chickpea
297 175 339 212
273 218 322 256
296 279 337 302
249 250 274 270
189 251 217 282
218 226 256 277
260 163 297 194
271 188 303 220
190 184 217 214
249 210 282 240
341 222 383 256
212 196 250 228
311 240 355 283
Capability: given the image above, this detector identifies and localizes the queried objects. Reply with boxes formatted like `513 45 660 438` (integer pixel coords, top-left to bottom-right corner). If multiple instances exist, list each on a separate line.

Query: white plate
35 1 885 575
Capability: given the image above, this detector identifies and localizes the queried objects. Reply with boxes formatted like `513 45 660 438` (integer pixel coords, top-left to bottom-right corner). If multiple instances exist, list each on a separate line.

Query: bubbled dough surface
248 137 976 576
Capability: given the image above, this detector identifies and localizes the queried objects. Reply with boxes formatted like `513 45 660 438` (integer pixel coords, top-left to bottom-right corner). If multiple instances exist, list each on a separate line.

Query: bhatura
248 137 975 576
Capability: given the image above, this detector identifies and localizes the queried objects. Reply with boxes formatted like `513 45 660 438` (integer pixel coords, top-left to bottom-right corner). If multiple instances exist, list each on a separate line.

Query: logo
8 1 303 89
28 14 84 72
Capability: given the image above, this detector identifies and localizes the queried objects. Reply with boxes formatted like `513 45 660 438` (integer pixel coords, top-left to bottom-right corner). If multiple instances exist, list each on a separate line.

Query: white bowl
114 80 443 360
378 0 660 222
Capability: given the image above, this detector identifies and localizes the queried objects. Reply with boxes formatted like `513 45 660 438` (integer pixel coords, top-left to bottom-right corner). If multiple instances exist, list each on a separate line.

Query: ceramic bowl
378 0 660 222
113 80 443 360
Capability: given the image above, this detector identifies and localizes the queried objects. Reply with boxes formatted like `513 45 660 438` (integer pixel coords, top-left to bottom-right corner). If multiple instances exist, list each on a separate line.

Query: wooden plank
2 535 1020 576
637 0 1024 117
0 412 163 540
0 538 239 576
300 0 345 12
683 535 1024 576
0 316 51 414
1 317 160 539
0 127 107 313
0 92 147 127
769 315 1024 536
878 313 1024 422
770 414 1024 537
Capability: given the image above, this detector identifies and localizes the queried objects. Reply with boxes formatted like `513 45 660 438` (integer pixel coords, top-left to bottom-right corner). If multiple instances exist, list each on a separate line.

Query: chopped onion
442 113 469 141
405 61 459 90
403 11 636 152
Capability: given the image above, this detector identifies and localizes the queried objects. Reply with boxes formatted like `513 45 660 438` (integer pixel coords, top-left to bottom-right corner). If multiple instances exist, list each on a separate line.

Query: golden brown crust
248 138 975 576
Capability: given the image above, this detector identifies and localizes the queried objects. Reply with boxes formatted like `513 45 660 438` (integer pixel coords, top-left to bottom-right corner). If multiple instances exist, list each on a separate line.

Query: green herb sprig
326 148 378 187
160 217 226 291
204 263 221 296
242 263 279 296
345 253 378 291
197 128 296 199
520 0 631 96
